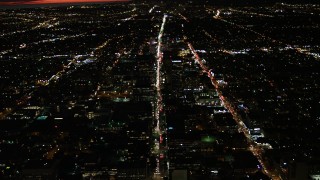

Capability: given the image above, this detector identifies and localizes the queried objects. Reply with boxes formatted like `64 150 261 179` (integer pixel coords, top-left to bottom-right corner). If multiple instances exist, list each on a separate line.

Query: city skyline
0 1 319 179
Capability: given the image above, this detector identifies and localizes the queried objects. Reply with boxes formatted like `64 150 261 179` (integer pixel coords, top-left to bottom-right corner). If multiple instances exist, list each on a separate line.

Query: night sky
1 0 319 6
0 0 129 5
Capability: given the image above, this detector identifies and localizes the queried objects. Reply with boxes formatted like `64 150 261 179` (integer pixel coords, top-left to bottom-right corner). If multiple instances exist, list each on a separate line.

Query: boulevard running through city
187 41 282 180
153 14 168 180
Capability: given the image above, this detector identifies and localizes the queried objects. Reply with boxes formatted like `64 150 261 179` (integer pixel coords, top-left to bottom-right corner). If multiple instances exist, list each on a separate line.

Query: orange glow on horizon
0 0 130 6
